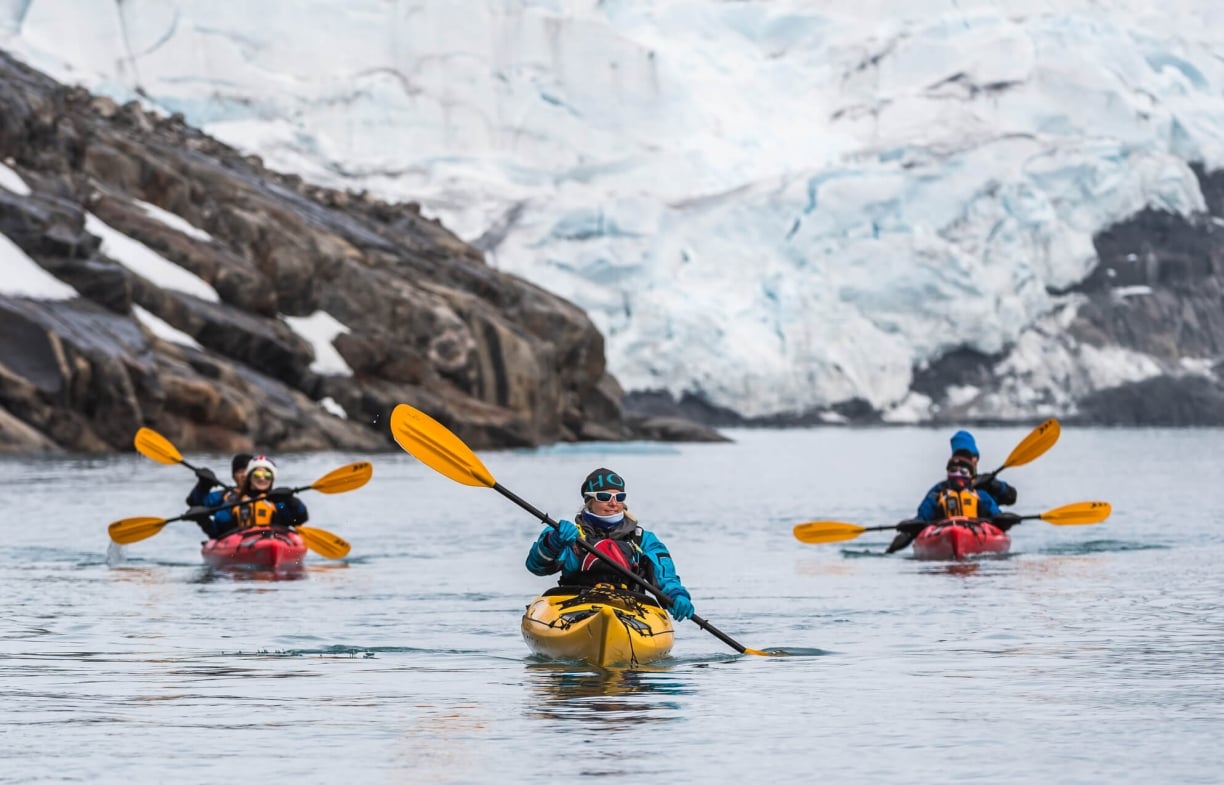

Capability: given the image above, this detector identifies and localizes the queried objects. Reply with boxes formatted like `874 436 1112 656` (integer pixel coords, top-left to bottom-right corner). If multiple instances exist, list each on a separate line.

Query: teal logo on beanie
581 468 625 497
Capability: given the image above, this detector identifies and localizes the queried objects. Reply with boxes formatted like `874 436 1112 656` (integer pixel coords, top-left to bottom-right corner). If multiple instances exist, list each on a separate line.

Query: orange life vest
936 487 980 519
233 496 277 528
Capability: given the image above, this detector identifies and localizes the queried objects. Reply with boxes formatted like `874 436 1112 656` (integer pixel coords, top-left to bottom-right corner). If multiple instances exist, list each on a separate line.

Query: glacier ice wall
4 0 1224 418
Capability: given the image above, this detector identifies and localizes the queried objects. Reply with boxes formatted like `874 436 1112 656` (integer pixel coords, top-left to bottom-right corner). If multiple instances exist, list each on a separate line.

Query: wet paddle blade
1039 501 1111 525
133 427 183 465
792 521 869 544
108 516 170 545
298 526 351 559
310 462 373 494
389 404 495 488
1001 418 1060 470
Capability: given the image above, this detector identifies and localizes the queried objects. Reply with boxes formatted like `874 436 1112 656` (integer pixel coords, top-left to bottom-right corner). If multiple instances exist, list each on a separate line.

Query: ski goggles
250 469 274 481
584 491 627 503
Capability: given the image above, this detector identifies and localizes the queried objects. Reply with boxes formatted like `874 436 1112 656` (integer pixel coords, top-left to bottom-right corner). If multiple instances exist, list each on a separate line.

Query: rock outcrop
0 52 725 454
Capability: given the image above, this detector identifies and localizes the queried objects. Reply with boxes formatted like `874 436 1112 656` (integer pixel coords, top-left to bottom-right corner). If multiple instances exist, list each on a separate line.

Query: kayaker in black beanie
184 452 253 537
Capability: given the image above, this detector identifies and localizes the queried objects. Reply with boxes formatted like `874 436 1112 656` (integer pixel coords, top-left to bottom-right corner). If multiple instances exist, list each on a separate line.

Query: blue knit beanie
950 430 979 457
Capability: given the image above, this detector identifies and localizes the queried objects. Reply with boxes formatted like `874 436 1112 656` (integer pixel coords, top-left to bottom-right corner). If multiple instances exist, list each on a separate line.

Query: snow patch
283 311 353 376
133 305 202 349
86 213 219 302
0 233 77 299
134 199 212 242
319 396 348 419
0 160 31 196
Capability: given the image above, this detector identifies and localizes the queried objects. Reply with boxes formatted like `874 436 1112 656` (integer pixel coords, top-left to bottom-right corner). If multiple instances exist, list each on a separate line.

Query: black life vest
561 514 648 589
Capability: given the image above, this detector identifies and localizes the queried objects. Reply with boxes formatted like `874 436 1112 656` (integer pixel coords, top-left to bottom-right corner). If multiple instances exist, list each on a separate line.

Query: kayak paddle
388 402 780 657
792 501 1112 545
974 418 1060 490
109 459 368 557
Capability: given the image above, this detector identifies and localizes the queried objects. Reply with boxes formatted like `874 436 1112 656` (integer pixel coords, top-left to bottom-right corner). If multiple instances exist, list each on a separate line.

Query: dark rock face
0 52 722 454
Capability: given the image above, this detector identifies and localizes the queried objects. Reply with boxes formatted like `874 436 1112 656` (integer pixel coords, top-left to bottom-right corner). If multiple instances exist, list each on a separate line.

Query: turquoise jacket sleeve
525 527 566 575
639 530 690 602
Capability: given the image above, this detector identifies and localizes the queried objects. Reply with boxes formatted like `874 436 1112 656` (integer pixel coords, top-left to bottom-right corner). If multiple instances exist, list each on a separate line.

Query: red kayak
201 527 307 570
912 517 1011 561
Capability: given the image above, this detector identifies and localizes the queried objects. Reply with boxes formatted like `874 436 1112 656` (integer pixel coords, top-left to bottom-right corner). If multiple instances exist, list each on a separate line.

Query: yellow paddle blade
1038 501 1111 526
133 427 183 465
108 516 170 545
310 462 373 494
297 526 351 559
792 521 868 544
389 403 495 488
1001 418 1060 469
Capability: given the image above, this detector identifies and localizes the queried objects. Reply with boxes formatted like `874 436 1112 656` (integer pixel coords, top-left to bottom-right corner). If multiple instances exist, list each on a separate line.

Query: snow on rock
283 310 353 376
133 304 202 348
0 231 77 299
85 213 219 301
0 160 31 195
134 198 212 242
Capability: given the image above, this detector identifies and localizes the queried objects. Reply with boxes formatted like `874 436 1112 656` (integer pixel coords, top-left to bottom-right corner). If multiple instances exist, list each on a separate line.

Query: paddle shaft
172 483 314 524
494 482 755 656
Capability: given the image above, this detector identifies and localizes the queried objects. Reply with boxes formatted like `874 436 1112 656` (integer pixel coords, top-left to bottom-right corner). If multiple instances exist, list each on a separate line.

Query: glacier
3 0 1223 420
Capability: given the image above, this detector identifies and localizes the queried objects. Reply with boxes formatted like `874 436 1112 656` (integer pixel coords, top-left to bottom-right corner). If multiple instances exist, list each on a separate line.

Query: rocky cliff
0 52 721 455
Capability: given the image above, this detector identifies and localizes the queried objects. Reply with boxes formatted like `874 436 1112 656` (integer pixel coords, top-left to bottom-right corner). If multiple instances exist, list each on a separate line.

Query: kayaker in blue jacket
525 467 696 623
951 429 1018 506
188 455 308 537
185 452 252 538
886 455 1010 553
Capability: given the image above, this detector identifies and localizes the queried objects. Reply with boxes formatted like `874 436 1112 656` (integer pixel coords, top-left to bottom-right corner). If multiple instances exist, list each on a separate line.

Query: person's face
233 469 247 487
947 466 972 490
249 468 273 492
584 490 626 515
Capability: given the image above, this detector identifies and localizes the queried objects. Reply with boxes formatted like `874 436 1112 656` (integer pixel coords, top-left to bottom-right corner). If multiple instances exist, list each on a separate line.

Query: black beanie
581 467 626 497
232 453 254 473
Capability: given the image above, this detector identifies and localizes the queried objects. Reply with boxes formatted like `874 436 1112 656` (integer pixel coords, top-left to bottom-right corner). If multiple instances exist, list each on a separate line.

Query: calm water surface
3 427 1223 784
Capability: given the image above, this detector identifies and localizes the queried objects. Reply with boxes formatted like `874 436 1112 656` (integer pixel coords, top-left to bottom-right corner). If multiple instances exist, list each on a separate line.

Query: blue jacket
526 511 691 604
186 477 309 537
916 481 1002 522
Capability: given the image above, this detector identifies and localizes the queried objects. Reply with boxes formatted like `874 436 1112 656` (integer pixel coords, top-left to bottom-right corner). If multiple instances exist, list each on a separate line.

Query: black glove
266 487 295 504
976 476 1018 506
193 467 220 487
993 512 1023 531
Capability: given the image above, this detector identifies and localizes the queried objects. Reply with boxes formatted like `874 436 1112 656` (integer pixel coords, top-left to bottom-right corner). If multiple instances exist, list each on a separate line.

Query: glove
551 519 580 546
266 487 295 504
993 482 1018 506
193 467 220 487
993 512 1022 531
886 531 916 554
668 594 694 622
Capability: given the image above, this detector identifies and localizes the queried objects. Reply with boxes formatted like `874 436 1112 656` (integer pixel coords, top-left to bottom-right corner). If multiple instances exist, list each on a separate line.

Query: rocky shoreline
0 52 724 455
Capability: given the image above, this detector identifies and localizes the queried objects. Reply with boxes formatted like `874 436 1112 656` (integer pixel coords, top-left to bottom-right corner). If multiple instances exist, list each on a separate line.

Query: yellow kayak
520 586 675 668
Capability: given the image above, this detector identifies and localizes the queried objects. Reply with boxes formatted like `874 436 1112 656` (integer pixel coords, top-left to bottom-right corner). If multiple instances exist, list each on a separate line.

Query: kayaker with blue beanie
525 467 696 623
886 454 1009 553
885 431 1018 553
950 429 1018 506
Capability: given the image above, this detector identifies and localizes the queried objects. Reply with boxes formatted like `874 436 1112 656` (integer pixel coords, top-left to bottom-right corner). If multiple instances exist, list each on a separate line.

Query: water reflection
192 565 309 583
524 662 689 727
